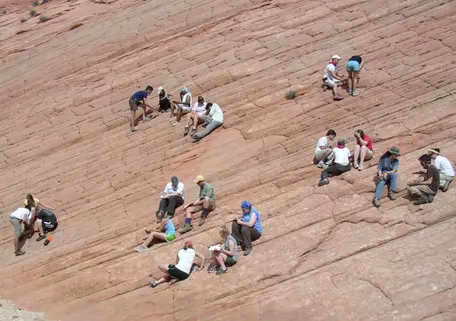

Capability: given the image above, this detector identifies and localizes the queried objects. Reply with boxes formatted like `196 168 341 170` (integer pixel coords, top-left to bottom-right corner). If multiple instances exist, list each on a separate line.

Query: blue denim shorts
346 60 360 71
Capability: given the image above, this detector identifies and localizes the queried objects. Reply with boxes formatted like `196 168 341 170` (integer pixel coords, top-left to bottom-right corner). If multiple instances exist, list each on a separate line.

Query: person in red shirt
353 130 373 170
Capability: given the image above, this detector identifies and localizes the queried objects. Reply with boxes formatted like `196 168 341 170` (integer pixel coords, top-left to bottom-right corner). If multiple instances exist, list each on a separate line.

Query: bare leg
352 71 358 93
176 108 183 122
215 252 227 270
359 145 368 168
130 110 136 129
155 264 172 285
142 232 167 248
35 219 44 236
354 144 361 168
348 70 353 94
185 207 193 219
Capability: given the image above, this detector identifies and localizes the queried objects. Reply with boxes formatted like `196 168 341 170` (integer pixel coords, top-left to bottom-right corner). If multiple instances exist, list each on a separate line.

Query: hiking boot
333 94 344 101
317 161 325 168
149 281 158 288
318 179 329 187
388 191 396 200
179 223 193 234
156 210 165 223
143 117 152 122
244 248 252 256
165 212 174 219
373 198 381 208
183 127 189 136
15 250 25 256
199 217 206 226
36 234 46 242
427 195 434 203
192 135 201 142
207 262 217 273
442 180 451 192
131 127 138 132
413 196 429 205
216 268 228 275
351 91 360 96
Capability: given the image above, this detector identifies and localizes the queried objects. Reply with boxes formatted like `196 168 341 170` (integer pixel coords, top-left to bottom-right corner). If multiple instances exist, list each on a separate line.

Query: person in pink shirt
353 130 373 171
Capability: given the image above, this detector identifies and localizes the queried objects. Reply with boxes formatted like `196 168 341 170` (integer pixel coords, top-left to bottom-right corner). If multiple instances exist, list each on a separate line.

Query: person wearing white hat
157 87 171 113
322 55 345 101
428 148 455 192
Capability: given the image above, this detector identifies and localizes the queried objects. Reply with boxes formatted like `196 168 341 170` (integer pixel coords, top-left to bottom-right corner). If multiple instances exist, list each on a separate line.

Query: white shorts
324 79 340 88
176 104 191 113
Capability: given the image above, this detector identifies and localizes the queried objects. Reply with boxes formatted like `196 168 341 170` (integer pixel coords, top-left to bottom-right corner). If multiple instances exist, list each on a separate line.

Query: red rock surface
1 0 456 320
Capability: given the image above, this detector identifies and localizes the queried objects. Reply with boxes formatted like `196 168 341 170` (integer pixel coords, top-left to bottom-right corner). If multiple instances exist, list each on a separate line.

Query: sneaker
333 94 344 101
143 117 152 122
15 250 25 256
183 127 189 137
149 281 158 288
244 248 252 256
199 217 206 226
207 262 218 273
216 268 228 275
192 135 201 142
317 161 325 168
172 121 179 127
353 162 359 169
135 245 148 253
169 278 179 285
427 195 434 203
388 191 396 200
358 164 364 171
131 127 138 132
156 210 164 223
373 198 381 208
169 117 175 123
318 179 329 187
442 180 451 192
321 164 329 170
165 212 174 219
351 91 360 96
179 223 193 234
36 234 46 242
413 196 429 205
191 127 197 135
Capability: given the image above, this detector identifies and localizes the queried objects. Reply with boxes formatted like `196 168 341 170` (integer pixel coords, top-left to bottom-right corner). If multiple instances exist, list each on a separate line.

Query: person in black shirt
407 154 440 205
157 87 171 113
34 209 59 241
346 55 363 96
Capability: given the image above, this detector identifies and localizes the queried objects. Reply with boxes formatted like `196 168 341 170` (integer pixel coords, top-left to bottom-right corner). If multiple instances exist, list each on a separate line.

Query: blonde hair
219 225 230 237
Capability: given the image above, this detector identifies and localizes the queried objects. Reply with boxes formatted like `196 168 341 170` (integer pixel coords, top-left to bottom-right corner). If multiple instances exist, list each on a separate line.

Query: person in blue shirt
135 218 176 253
231 201 262 256
129 86 153 132
373 146 400 208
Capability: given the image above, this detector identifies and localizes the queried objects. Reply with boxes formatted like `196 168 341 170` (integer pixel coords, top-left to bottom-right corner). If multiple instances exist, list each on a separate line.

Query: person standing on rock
346 55 363 96
372 147 400 207
129 86 154 132
192 102 224 142
179 175 216 234
183 96 206 137
156 176 185 222
353 129 374 171
323 55 345 101
9 207 33 256
231 201 262 256
149 240 206 288
135 218 176 253
171 87 192 126
318 138 351 186
313 130 337 168
407 154 440 205
428 148 454 192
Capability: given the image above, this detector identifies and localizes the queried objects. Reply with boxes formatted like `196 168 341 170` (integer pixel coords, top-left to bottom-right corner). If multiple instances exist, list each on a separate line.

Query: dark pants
321 163 351 180
231 221 261 250
158 196 184 215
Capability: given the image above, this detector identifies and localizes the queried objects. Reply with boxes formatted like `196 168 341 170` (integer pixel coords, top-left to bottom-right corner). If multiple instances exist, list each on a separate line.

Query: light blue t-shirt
242 208 262 234
164 219 176 235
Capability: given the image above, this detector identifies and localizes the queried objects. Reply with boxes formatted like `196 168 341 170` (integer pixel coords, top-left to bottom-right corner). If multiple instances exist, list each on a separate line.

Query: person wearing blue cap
231 201 262 256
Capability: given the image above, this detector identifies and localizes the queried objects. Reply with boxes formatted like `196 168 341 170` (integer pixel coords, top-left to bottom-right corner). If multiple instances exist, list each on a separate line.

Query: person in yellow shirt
23 194 55 240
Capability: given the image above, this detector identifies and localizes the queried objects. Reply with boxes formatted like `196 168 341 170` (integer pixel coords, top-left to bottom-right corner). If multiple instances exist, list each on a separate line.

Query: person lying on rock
184 96 206 137
407 154 440 205
428 148 454 192
135 218 176 253
157 86 172 113
179 175 216 234
34 208 59 242
156 176 185 222
170 87 192 126
318 138 351 186
373 147 400 208
9 207 33 256
313 129 337 169
353 129 373 171
129 86 153 132
207 225 238 275
346 55 363 96
322 55 345 101
231 201 262 256
149 240 205 288
192 102 224 142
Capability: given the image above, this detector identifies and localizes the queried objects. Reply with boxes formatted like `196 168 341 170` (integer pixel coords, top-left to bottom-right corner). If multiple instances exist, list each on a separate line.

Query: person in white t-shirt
192 102 224 141
9 207 33 256
184 96 207 137
149 240 206 288
313 129 337 168
322 55 345 101
156 176 185 222
171 87 193 126
428 148 455 192
318 138 351 186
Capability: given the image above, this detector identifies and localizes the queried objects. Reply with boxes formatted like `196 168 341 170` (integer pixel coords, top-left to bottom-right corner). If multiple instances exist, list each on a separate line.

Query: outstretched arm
194 251 206 270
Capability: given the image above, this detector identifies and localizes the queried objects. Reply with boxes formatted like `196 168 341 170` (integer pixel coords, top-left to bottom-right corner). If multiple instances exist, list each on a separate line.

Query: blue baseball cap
241 200 251 209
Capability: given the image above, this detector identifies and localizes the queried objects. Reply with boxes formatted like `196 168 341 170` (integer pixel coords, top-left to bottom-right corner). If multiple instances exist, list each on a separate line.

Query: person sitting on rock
407 154 440 205
231 201 262 256
157 87 171 113
372 147 400 207
428 148 455 192
135 218 176 253
9 207 33 256
313 129 337 168
149 240 205 288
353 129 373 171
179 175 216 234
184 96 206 137
34 208 59 242
207 225 238 275
171 87 192 126
156 176 184 222
24 194 55 223
192 102 224 141
318 138 351 186
322 55 345 101
129 86 153 132
346 55 363 96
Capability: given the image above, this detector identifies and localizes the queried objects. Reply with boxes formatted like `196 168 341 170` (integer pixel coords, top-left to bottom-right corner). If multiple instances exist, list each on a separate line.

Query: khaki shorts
175 103 192 113
10 217 22 237
192 199 216 213
129 99 140 111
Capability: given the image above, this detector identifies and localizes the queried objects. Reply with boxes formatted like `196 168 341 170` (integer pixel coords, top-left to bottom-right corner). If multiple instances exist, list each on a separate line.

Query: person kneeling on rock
149 240 205 288
34 208 59 242
135 218 176 253
407 154 440 205
318 138 351 186
231 201 262 256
